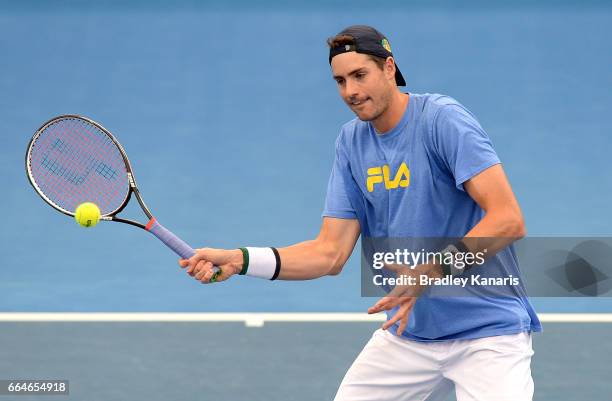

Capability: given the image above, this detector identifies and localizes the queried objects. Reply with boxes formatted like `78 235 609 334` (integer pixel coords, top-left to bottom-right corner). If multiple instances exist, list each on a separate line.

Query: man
180 25 541 401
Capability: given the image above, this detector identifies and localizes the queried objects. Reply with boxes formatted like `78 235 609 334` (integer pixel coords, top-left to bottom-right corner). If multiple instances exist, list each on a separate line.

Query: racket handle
145 218 221 281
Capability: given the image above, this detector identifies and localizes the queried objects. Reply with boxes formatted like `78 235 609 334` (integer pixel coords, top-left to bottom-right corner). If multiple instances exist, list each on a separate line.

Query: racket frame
25 114 152 229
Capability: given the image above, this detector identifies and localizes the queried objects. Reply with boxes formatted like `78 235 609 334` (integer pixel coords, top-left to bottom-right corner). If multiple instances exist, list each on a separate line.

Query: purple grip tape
146 218 220 278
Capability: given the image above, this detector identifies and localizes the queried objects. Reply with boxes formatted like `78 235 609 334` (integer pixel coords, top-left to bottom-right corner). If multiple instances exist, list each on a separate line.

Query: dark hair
327 34 386 70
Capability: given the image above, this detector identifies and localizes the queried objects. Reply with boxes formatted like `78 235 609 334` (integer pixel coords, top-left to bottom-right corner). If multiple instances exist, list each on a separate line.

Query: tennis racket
25 115 220 281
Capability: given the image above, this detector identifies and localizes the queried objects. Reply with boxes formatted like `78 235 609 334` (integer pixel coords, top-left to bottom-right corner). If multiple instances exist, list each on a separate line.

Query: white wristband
245 247 277 279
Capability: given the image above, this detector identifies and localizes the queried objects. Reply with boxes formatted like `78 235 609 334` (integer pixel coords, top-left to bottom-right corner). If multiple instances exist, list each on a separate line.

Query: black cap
328 25 406 87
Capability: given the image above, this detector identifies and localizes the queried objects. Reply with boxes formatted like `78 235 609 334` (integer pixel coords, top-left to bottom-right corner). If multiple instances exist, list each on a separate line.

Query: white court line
0 313 611 326
0 313 385 327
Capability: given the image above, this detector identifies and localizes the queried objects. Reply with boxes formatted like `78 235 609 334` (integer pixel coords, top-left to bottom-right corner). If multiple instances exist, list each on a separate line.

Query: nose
344 79 359 101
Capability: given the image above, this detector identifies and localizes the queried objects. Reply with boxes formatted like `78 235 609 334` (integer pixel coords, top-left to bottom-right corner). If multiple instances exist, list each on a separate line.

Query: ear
384 57 396 82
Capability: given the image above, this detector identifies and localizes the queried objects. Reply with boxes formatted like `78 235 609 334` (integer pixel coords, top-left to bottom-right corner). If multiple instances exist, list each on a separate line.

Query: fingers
378 298 414 334
368 296 404 314
180 247 238 284
397 310 409 336
396 300 414 335
191 258 229 284
194 260 213 281
381 307 404 329
184 249 211 276
193 260 206 279
367 298 388 314
368 295 415 336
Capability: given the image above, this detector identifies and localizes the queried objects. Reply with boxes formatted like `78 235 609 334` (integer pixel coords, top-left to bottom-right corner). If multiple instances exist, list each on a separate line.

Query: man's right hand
178 248 243 284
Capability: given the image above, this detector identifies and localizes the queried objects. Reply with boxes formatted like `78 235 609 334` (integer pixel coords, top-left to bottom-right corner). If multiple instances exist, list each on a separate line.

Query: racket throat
145 217 157 231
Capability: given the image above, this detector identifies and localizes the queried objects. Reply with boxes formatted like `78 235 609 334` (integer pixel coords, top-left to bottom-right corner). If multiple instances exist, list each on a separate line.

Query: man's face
331 52 395 122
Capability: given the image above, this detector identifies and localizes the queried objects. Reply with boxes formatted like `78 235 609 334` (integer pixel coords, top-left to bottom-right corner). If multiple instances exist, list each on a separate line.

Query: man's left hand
368 296 416 336
367 263 443 335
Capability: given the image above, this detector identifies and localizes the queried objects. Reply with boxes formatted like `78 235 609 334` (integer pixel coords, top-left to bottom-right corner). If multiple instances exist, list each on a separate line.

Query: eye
355 72 366 79
335 78 345 85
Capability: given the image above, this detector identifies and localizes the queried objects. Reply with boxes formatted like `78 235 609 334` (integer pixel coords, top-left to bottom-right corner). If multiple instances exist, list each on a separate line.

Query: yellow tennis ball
74 202 101 228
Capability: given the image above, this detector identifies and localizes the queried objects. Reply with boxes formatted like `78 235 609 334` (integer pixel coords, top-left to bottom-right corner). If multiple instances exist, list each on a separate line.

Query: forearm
462 208 526 259
276 239 345 280
461 164 526 258
239 218 358 281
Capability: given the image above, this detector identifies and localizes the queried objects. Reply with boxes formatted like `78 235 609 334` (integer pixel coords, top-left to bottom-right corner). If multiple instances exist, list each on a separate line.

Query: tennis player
180 25 541 401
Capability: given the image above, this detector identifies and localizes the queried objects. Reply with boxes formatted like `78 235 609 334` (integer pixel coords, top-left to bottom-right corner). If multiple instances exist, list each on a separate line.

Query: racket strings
28 118 129 215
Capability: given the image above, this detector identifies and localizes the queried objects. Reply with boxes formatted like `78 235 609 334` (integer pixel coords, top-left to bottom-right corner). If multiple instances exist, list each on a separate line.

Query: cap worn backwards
328 25 406 86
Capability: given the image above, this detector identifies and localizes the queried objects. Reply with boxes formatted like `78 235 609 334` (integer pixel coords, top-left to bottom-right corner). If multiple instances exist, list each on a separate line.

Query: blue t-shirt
323 93 542 341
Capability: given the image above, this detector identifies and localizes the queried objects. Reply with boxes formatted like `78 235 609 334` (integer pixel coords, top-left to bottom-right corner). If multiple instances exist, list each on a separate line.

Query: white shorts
334 329 534 401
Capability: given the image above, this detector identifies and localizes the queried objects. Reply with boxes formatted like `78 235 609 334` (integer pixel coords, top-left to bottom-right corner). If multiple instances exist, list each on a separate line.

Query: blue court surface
1 0 611 400
0 319 609 401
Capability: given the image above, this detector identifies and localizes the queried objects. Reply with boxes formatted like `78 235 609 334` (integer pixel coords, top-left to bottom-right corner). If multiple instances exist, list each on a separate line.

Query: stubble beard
358 88 391 123
357 93 390 121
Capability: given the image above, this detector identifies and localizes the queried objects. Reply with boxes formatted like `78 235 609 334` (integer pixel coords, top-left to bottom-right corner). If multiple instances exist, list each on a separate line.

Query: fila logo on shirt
366 162 410 192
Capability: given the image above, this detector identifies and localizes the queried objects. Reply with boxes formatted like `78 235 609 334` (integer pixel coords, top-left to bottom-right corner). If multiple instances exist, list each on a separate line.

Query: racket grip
145 218 221 279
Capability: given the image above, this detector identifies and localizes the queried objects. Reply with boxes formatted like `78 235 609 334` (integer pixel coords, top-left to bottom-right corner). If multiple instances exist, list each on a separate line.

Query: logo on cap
381 38 392 53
